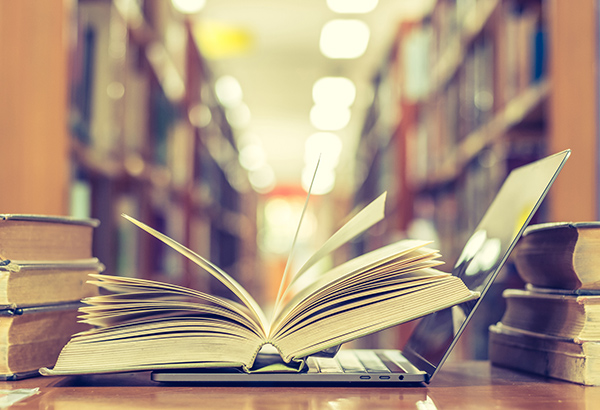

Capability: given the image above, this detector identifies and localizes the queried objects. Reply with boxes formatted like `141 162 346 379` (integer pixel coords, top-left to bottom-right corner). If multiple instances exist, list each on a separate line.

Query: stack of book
0 215 103 380
489 222 600 385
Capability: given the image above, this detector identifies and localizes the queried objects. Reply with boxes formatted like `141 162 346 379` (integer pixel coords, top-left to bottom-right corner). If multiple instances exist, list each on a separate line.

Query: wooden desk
1 361 598 409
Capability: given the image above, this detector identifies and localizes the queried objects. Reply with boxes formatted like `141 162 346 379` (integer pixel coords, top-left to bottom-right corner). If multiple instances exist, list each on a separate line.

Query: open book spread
40 188 477 376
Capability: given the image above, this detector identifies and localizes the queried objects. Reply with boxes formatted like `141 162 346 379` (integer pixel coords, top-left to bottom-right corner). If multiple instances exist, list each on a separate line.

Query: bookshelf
353 0 599 356
64 0 258 293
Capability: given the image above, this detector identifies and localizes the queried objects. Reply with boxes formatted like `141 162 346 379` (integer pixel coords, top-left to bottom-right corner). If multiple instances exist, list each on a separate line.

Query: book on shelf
512 222 600 290
489 323 600 386
0 303 91 381
0 259 104 308
0 214 99 261
40 190 478 376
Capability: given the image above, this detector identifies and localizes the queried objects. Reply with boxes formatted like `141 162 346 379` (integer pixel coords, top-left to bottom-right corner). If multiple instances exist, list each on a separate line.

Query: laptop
152 149 571 385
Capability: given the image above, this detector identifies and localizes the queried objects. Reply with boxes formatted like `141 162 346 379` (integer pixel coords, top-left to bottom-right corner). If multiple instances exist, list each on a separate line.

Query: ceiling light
249 165 276 193
326 0 378 14
265 197 294 228
304 132 343 170
239 144 266 171
215 75 243 108
312 77 356 107
171 0 206 14
302 166 335 195
320 19 370 59
310 105 351 131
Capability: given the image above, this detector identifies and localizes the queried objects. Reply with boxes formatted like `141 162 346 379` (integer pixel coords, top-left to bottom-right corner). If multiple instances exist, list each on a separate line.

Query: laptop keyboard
307 350 410 374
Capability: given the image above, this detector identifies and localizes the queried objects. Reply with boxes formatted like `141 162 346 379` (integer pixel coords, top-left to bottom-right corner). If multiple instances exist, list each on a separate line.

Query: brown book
0 259 104 308
489 323 600 386
0 215 99 262
513 222 600 290
0 303 91 380
499 288 600 341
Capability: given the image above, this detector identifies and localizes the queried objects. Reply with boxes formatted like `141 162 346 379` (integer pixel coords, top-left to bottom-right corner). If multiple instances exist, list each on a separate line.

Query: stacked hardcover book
489 222 600 385
0 215 103 380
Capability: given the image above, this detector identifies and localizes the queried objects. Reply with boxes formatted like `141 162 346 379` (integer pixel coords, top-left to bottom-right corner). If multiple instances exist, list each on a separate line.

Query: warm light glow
265 198 293 227
310 105 351 131
193 21 254 60
260 198 318 254
304 132 343 171
326 0 378 14
239 144 266 171
171 0 206 14
249 165 276 193
215 75 243 108
301 166 335 195
312 77 356 107
226 102 251 129
320 20 370 59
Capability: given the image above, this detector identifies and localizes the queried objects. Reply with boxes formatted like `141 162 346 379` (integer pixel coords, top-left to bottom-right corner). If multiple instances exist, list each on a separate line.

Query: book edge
0 214 100 227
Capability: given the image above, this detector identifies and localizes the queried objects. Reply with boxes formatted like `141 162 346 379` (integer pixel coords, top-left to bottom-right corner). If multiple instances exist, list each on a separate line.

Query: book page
121 214 269 333
81 274 264 335
273 157 320 314
276 274 453 339
290 191 388 286
270 239 437 336
275 277 477 360
273 191 388 320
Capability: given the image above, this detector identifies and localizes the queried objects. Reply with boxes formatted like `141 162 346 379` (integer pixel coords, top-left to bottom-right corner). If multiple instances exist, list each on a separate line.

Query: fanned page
80 274 265 337
274 192 388 318
121 215 269 333
290 192 387 286
270 239 439 336
273 157 320 314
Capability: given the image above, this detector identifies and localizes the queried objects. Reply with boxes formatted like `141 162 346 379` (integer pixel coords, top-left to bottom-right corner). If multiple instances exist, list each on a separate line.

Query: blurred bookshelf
3 0 599 360
352 0 599 357
66 0 259 293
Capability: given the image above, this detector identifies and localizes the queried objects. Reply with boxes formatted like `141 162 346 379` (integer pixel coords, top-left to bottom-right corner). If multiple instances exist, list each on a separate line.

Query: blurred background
1 0 597 360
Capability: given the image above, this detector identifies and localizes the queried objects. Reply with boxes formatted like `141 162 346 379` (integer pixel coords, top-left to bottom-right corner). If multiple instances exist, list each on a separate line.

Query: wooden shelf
66 0 258 288
353 0 599 361
431 0 500 94
414 78 549 190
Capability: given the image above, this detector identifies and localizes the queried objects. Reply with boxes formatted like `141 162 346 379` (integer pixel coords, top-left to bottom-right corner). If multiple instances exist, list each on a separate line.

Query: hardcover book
0 215 99 261
513 222 600 290
41 192 476 376
489 323 600 386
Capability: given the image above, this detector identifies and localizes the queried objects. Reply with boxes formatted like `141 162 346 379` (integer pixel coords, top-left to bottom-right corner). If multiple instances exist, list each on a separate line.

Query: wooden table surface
1 361 598 409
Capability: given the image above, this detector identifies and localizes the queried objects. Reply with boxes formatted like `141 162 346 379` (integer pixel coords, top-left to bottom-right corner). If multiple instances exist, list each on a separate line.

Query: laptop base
151 349 428 385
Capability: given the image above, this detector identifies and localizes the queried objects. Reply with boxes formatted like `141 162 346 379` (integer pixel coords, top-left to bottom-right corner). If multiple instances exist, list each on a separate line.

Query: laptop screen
402 150 571 380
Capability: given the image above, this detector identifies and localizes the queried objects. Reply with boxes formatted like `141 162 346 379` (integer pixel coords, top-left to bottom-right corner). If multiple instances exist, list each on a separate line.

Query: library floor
1 361 598 409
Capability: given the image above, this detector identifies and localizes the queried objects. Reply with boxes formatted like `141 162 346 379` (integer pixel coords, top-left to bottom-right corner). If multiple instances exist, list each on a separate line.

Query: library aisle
1 0 598 361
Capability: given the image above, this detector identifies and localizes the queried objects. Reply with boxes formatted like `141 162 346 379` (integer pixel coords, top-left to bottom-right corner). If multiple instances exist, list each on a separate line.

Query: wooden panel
548 0 598 221
0 0 70 215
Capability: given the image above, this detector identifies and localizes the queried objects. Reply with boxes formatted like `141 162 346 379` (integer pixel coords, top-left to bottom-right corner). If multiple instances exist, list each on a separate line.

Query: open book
41 189 477 376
